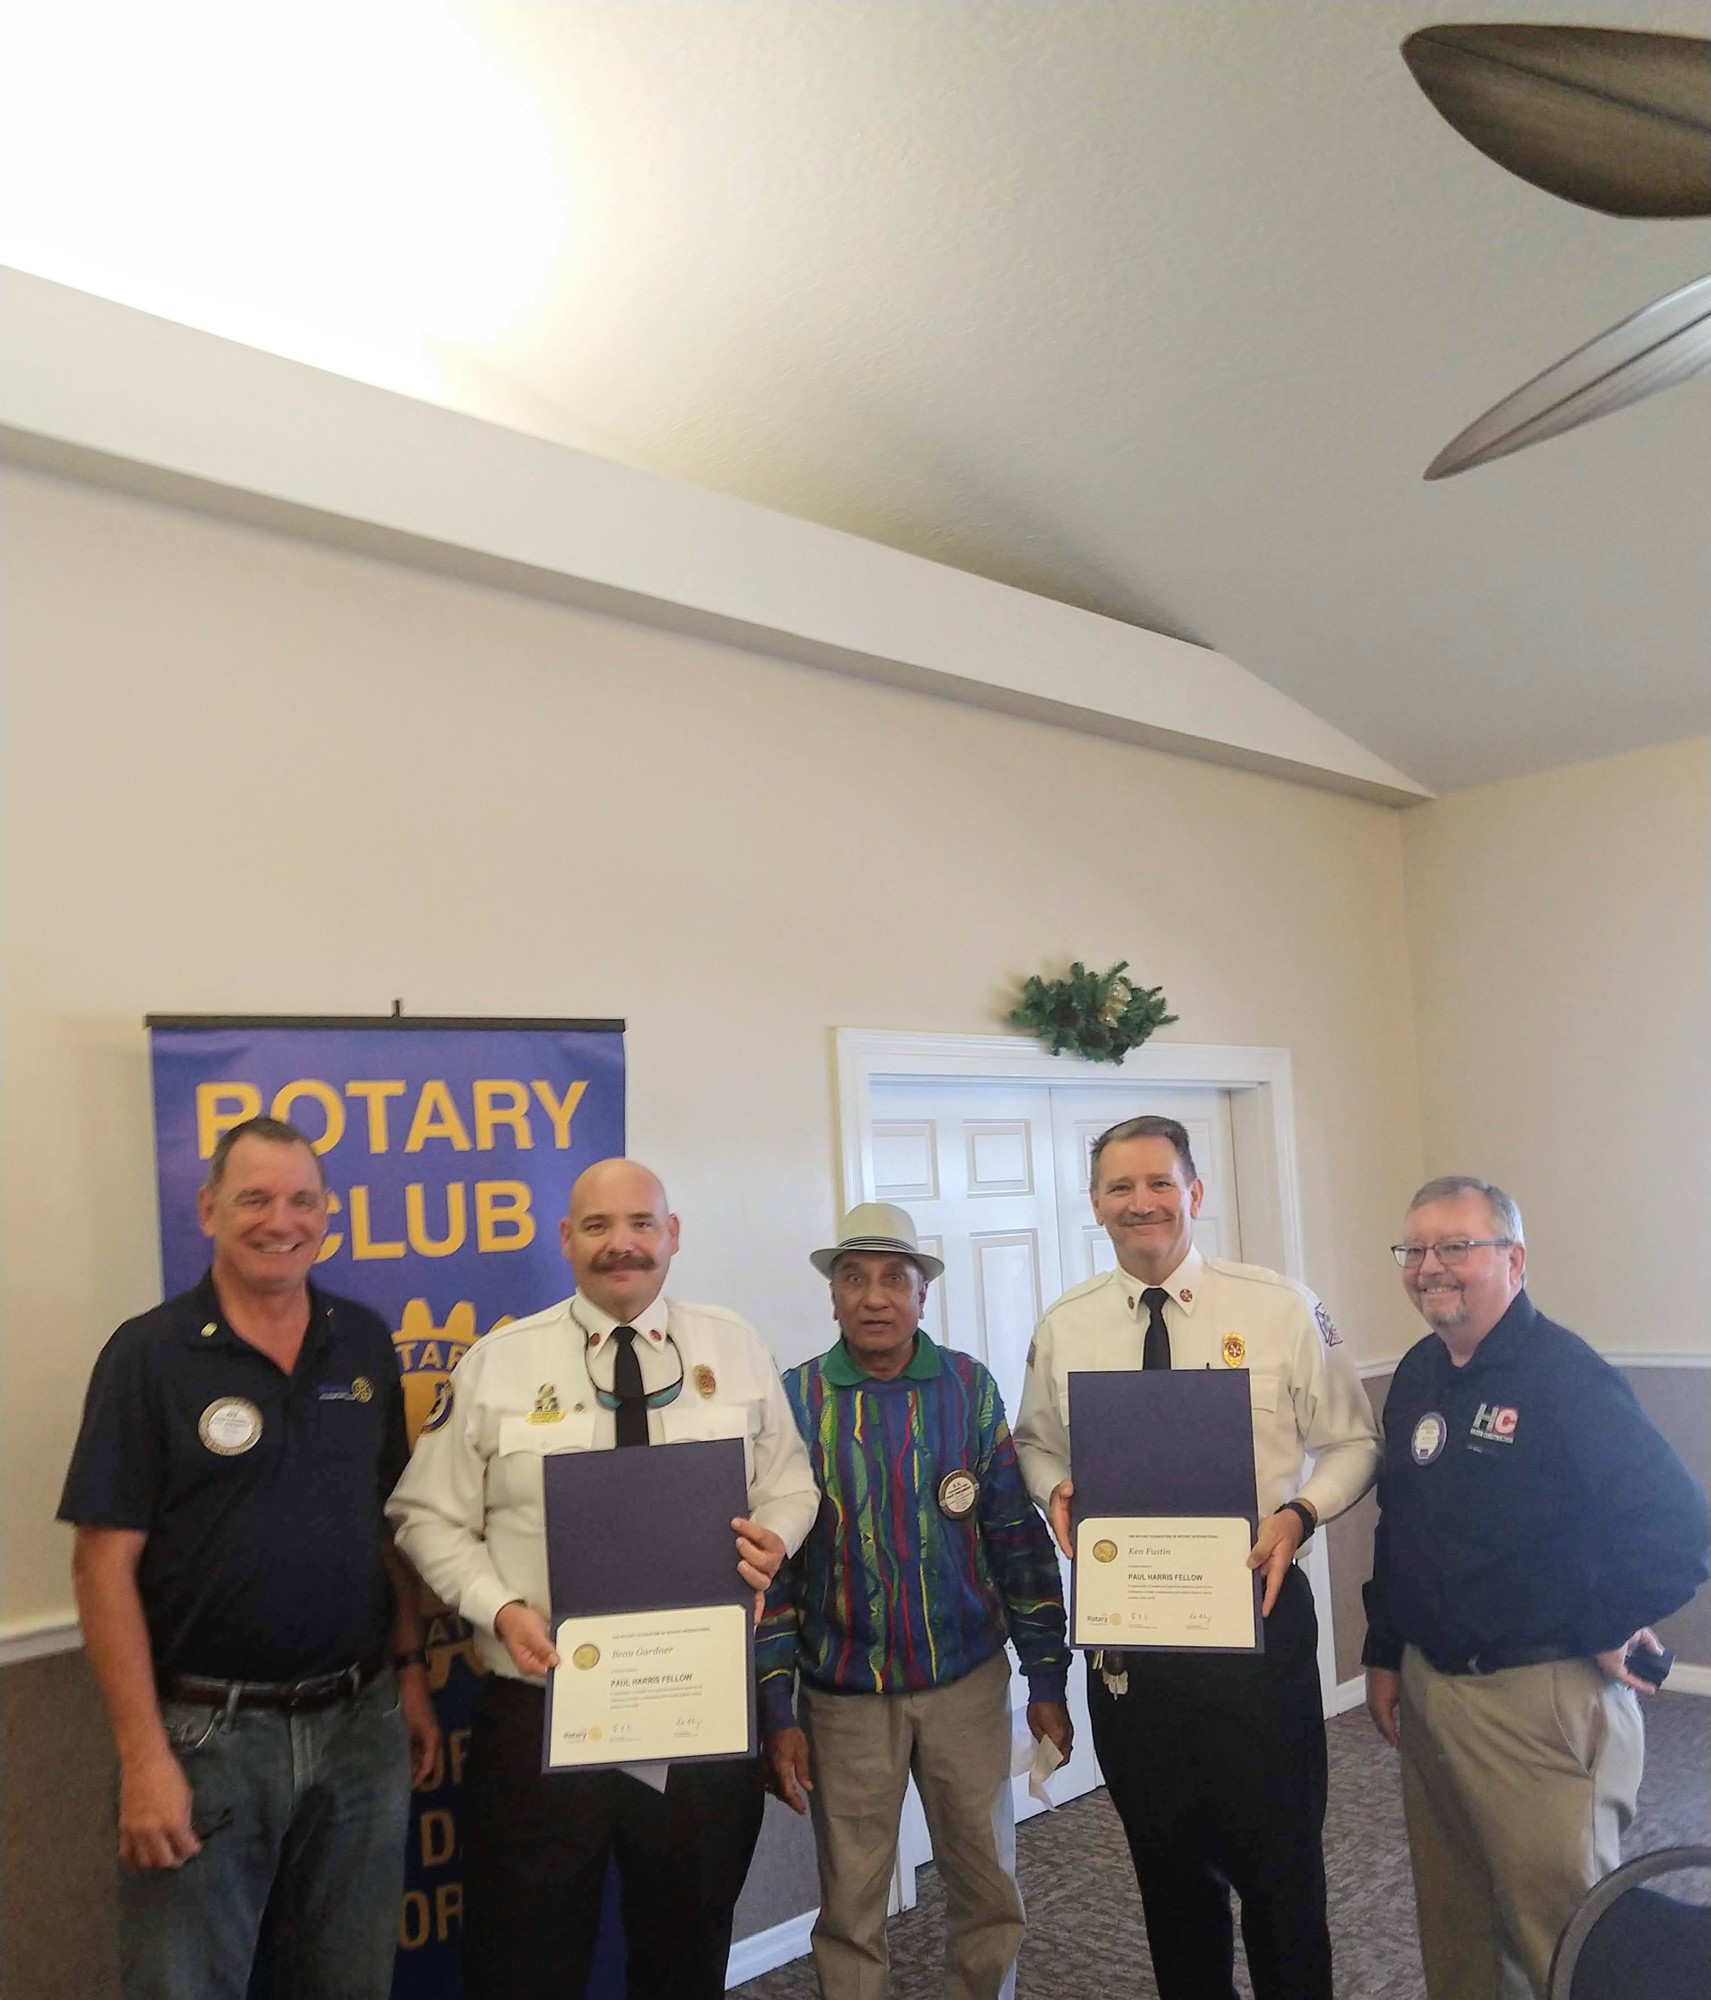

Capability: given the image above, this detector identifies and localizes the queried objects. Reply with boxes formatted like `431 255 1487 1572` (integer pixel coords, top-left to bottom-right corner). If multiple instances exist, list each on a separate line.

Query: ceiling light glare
0 0 565 373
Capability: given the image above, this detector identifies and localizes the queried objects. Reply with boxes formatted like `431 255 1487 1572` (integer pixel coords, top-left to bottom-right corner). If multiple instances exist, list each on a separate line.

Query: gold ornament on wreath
1008 959 1177 1065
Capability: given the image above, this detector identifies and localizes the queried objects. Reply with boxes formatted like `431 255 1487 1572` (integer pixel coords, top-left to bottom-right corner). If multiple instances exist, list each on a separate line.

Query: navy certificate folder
541 1437 757 1764
1068 1369 1261 1652
543 1435 753 1619
1069 1369 1259 1520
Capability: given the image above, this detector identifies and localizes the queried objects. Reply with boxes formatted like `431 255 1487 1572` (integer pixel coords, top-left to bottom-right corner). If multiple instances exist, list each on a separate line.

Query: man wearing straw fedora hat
756 1203 1071 2000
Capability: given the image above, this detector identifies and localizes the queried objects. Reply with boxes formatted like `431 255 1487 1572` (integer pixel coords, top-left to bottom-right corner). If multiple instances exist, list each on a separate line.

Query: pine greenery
1008 960 1177 1064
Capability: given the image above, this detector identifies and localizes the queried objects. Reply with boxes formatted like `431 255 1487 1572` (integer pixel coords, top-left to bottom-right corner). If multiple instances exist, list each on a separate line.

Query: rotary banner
147 1015 626 1998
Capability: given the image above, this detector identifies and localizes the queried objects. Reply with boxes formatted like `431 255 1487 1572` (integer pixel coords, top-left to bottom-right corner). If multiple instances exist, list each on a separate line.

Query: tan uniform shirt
1014 1245 1379 1524
387 1290 820 1679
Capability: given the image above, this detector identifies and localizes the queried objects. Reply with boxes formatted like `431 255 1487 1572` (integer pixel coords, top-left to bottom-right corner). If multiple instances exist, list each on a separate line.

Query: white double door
865 1078 1240 1894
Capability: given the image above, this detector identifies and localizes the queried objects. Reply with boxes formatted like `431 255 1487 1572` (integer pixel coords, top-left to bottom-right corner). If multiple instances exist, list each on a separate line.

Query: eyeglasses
1390 1238 1514 1269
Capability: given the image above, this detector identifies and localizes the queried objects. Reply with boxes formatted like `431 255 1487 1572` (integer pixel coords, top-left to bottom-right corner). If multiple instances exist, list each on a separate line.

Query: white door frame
833 1029 1340 1705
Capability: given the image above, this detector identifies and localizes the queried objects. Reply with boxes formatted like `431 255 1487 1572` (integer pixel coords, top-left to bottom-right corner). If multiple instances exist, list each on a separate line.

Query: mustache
592 1250 656 1272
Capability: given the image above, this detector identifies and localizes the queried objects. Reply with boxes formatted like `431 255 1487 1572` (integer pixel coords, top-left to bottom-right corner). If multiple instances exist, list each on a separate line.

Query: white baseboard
1666 1661 1711 1697
0 1617 81 1666
1325 1673 1367 1718
726 1907 817 1988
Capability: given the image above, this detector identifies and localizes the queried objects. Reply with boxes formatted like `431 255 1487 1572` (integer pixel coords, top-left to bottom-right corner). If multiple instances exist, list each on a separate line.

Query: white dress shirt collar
1116 1243 1206 1318
567 1289 671 1355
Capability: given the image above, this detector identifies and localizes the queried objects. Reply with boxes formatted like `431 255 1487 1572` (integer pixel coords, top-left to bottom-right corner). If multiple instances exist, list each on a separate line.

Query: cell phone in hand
1624 1641 1673 1688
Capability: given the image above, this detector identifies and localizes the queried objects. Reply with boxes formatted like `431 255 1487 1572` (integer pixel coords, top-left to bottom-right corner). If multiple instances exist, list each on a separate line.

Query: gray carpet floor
735 1692 1710 1999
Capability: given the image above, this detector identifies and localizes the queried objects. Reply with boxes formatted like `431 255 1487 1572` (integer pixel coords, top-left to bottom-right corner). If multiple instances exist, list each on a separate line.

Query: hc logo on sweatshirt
1469 1402 1519 1444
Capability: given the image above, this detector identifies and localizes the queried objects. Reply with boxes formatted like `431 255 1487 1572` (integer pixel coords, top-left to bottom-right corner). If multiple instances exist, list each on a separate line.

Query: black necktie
611 1325 650 1448
1141 1287 1172 1371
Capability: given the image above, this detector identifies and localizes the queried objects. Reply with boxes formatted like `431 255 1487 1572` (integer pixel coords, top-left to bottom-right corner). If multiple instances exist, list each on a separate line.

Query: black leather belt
162 1658 384 1712
1419 1643 1577 1678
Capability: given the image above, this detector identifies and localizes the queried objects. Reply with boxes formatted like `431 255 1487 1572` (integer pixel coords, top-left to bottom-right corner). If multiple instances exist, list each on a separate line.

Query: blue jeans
118 1669 411 2000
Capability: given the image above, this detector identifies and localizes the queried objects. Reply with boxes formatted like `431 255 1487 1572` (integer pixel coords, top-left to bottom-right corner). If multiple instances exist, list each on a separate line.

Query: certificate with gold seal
546 1603 752 1769
541 1436 758 1770
1067 1369 1262 1654
1072 1517 1259 1650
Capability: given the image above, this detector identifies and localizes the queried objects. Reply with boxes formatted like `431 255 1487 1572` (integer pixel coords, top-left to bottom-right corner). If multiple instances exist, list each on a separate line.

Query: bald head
561 1157 680 1320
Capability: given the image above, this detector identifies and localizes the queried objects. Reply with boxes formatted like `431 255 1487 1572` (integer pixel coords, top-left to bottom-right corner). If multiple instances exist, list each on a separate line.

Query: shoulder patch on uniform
1314 1301 1342 1348
420 1381 454 1433
1026 1338 1037 1370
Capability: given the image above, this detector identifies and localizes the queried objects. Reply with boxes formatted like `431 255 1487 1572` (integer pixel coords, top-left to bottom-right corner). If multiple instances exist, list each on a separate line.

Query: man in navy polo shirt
59 1115 440 2000
1363 1175 1709 2000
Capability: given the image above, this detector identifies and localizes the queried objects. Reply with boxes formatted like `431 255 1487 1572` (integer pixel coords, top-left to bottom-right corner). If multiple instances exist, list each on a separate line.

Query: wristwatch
1277 1499 1316 1545
392 1647 429 1672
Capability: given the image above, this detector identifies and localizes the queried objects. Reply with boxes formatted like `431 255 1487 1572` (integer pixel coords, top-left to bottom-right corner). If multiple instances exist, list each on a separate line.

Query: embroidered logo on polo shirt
199 1398 263 1456
1411 1412 1447 1465
1469 1402 1519 1444
317 1380 373 1403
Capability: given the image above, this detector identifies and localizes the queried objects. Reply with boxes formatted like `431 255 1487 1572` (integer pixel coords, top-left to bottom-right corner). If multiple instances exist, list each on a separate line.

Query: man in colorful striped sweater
757 1203 1072 2000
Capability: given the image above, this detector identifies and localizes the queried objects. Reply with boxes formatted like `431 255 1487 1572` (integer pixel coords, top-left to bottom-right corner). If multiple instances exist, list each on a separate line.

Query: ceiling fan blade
1426 271 1711 478
1402 25 1711 218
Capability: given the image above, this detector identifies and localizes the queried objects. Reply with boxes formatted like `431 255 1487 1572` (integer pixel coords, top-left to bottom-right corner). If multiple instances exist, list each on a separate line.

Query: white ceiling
9 1 1711 792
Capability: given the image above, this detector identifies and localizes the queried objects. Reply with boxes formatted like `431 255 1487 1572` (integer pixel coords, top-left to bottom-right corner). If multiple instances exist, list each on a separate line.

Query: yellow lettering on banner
405 1183 467 1258
196 1084 262 1159
476 1181 535 1252
449 1727 470 1787
318 1190 343 1262
420 1809 455 1869
530 1079 587 1149
270 1079 346 1154
346 1079 406 1152
348 1186 406 1260
436 1881 464 1940
473 1079 533 1151
405 1081 472 1153
398 1891 429 1950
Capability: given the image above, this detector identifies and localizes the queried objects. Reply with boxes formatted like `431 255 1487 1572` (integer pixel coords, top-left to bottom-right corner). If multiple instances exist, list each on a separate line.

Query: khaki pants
800 1648 1023 2000
1398 1646 1644 2000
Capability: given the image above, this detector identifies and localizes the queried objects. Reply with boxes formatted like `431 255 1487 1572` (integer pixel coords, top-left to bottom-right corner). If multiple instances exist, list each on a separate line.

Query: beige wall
1 465 1427 1630
1398 737 1711 1356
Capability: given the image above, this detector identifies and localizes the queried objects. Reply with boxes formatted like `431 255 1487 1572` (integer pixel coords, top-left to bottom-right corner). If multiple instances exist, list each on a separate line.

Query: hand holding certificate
1068 1371 1262 1654
542 1437 757 1771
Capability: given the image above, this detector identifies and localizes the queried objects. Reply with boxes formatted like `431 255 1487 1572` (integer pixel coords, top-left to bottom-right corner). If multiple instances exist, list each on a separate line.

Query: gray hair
1407 1175 1524 1246
205 1115 326 1191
